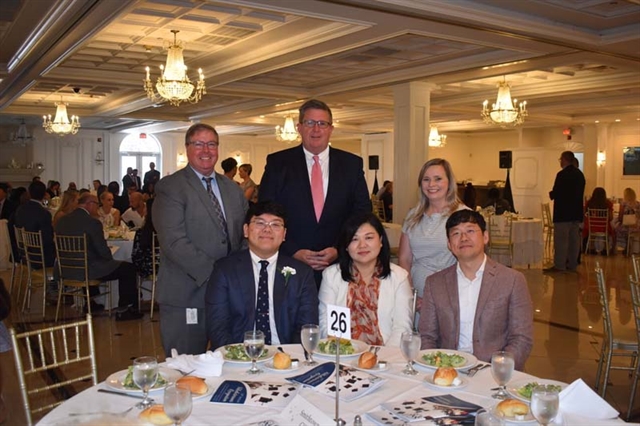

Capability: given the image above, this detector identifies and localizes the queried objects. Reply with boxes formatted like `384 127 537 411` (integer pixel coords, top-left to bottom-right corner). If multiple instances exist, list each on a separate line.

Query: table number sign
326 304 351 340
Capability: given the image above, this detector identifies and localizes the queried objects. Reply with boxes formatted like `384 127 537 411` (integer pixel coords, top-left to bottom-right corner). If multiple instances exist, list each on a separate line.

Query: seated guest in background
91 180 102 195
108 181 128 214
96 184 107 200
143 181 155 200
615 187 640 254
46 180 61 199
419 210 533 370
98 190 121 228
238 163 258 203
66 182 77 191
0 183 17 220
14 181 56 268
378 181 393 221
221 157 238 181
319 212 412 347
206 201 318 349
55 193 142 320
482 187 511 215
122 192 145 229
53 190 79 227
132 198 156 278
582 186 615 253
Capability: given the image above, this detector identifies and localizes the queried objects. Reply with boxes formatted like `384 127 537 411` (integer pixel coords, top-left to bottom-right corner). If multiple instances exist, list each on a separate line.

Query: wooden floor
1 251 639 424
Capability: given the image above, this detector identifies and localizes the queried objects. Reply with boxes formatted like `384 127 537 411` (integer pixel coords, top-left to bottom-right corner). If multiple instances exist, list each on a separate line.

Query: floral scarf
346 264 384 346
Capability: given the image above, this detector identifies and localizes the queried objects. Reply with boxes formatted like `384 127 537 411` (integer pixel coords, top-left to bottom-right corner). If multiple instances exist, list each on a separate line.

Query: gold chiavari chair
633 254 640 282
487 214 514 267
9 314 98 425
627 275 640 420
137 231 160 319
13 225 28 304
585 208 610 255
371 197 386 222
21 229 55 319
541 203 554 261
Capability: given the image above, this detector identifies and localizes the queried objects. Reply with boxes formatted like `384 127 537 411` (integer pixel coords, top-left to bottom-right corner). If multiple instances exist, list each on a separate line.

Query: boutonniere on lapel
280 267 296 287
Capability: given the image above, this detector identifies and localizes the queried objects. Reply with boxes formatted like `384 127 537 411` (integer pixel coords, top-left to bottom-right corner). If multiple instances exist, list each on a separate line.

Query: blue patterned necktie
202 176 230 252
256 260 272 345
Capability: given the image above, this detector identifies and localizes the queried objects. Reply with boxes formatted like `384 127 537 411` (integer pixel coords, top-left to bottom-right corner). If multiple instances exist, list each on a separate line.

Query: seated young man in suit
205 201 319 349
418 210 533 371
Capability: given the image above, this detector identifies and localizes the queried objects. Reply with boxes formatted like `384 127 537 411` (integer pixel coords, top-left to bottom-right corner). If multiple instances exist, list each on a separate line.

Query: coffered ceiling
0 0 638 139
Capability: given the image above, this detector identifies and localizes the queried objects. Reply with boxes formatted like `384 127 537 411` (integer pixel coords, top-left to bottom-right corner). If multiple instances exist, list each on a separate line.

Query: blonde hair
405 158 461 230
624 187 637 203
58 190 79 214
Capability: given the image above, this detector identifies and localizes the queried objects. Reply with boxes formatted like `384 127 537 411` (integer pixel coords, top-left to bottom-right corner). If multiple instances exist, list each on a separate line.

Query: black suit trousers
90 261 138 308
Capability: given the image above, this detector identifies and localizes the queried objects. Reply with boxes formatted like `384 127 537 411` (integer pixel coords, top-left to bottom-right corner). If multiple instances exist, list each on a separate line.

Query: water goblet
475 408 504 426
164 383 192 426
244 330 265 374
400 331 421 375
531 385 560 426
132 356 159 409
490 351 514 399
300 324 320 366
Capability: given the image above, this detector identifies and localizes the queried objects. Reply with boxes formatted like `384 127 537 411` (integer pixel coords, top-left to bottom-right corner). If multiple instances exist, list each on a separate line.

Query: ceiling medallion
42 99 80 136
143 30 205 107
428 125 446 148
482 77 527 127
275 115 300 143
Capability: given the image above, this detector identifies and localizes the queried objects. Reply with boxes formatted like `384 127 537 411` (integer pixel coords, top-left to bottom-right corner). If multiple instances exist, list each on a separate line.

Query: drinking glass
164 383 192 426
300 324 320 366
490 351 514 399
400 331 421 375
132 356 159 409
475 408 504 426
531 385 560 426
244 330 265 374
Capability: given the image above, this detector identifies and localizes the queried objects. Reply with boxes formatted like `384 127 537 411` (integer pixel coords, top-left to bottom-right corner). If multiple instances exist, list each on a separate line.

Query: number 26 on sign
326 304 351 340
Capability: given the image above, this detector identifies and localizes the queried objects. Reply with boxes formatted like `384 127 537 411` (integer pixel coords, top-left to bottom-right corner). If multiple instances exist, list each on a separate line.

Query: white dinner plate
216 344 276 364
105 367 180 394
507 379 568 402
348 359 390 372
313 338 368 359
414 349 478 370
491 406 537 424
263 361 301 373
192 379 216 401
424 374 468 390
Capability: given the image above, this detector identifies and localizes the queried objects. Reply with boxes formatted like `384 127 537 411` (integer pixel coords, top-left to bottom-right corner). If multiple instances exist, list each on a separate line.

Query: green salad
318 338 355 355
122 366 167 390
421 351 466 367
224 344 268 361
517 382 563 399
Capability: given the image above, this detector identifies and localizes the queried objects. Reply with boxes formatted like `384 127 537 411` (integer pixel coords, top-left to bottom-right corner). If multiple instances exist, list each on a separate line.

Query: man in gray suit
153 123 248 356
419 210 533 370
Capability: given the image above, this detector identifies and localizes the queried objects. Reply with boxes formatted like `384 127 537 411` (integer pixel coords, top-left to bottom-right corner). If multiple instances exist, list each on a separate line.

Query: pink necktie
311 155 324 221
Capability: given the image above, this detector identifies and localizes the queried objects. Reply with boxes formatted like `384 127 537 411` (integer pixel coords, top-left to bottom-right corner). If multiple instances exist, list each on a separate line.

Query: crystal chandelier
11 119 35 146
43 99 80 135
275 115 300 142
481 77 527 127
428 125 446 148
143 30 205 107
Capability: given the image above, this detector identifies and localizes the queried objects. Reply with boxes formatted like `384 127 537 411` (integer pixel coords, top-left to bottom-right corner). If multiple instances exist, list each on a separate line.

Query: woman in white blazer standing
319 212 413 347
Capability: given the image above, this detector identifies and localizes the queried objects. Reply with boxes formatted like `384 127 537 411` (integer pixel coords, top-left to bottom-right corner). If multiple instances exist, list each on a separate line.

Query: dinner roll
433 367 458 386
496 399 529 417
176 376 208 395
139 405 172 425
358 352 377 369
273 352 292 370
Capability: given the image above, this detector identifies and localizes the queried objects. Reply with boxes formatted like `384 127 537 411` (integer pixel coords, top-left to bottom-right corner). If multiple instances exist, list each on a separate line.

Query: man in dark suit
14 181 55 268
206 201 318 349
419 210 533 371
0 183 17 220
132 169 142 191
143 162 160 190
122 167 133 196
55 193 142 320
259 99 371 286
153 123 248 356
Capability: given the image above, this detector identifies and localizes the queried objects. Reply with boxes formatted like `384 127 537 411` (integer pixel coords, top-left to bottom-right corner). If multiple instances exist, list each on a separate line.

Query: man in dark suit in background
55 193 141 319
206 201 318 349
153 123 248 356
143 162 160 190
122 167 133 196
132 169 142 191
259 99 371 287
0 183 17 220
14 181 55 268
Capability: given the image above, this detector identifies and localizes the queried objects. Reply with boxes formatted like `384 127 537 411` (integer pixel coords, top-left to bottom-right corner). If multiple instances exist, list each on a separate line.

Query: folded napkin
165 349 223 377
559 378 619 419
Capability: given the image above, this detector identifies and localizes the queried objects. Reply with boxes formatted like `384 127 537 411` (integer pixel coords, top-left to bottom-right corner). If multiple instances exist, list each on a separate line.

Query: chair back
633 254 640 282
541 203 552 229
21 229 48 273
372 198 386 222
14 226 27 265
54 234 90 284
586 208 609 234
595 263 614 347
9 314 97 425
629 276 640 345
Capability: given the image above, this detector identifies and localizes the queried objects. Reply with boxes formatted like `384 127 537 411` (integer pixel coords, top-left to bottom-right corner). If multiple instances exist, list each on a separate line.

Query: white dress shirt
456 255 487 354
249 250 281 345
303 146 329 200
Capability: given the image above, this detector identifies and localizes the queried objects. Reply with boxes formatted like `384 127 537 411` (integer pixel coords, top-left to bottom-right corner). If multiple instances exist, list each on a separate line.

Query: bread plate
414 349 478 371
424 374 468 390
491 406 537 424
105 367 180 394
313 338 368 359
349 359 390 372
263 361 301 373
216 344 275 364
507 379 568 402
192 379 216 401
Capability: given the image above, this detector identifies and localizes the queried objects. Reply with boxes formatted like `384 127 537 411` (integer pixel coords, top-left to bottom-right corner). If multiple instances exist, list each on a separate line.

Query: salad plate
313 338 368 359
414 349 477 370
105 367 180 394
216 344 275 364
507 379 567 402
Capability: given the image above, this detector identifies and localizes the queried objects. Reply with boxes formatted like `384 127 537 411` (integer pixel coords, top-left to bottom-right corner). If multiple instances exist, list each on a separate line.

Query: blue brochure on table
209 380 298 408
286 362 385 402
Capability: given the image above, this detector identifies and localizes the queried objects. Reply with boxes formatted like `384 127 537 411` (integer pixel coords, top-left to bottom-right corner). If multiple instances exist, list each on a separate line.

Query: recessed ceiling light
615 119 621 122
259 115 264 118
535 309 541 313
595 120 599 123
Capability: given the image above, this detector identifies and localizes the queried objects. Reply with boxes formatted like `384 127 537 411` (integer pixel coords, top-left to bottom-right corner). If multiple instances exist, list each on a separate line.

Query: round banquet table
37 345 621 426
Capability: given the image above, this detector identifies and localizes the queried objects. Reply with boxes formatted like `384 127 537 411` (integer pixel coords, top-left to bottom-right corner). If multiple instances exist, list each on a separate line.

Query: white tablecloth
490 218 544 269
37 345 621 426
0 219 10 271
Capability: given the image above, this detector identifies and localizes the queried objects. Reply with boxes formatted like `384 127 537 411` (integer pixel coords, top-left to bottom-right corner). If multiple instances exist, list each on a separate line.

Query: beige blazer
418 257 533 371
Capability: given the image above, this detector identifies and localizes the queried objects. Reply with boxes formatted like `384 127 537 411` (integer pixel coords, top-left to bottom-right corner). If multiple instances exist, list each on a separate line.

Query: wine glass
400 331 421 375
133 356 159 409
164 383 192 426
300 324 320 366
244 330 265 374
531 385 560 426
490 351 514 399
475 408 504 426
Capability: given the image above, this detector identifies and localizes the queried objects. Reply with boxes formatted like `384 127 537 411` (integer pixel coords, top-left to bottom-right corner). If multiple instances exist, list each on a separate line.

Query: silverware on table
468 363 490 377
176 368 196 376
69 406 134 417
97 389 144 399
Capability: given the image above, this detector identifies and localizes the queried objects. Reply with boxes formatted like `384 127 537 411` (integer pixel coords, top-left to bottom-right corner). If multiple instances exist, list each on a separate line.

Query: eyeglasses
189 141 219 150
251 220 285 231
301 119 332 129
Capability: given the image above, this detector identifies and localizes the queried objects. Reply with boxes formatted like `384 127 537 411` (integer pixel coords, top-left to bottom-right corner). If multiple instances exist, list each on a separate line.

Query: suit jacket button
221 240 227 245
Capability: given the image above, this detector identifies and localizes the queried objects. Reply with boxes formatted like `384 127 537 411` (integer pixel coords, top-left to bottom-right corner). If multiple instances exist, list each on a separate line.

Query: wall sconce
596 151 606 167
95 151 104 165
177 151 187 168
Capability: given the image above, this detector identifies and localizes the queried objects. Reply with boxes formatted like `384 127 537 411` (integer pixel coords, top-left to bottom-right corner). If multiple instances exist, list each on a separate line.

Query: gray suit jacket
153 165 248 309
418 257 533 371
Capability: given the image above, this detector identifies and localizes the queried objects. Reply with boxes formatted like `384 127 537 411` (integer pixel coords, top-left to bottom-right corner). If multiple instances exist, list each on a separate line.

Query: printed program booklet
209 380 298 408
376 394 482 424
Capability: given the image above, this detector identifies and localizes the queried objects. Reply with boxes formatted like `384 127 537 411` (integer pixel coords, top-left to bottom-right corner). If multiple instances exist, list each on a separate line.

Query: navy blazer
258 145 371 256
205 250 319 349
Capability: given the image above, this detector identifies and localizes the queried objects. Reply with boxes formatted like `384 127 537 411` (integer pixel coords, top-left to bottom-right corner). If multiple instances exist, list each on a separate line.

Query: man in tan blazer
418 210 533 371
